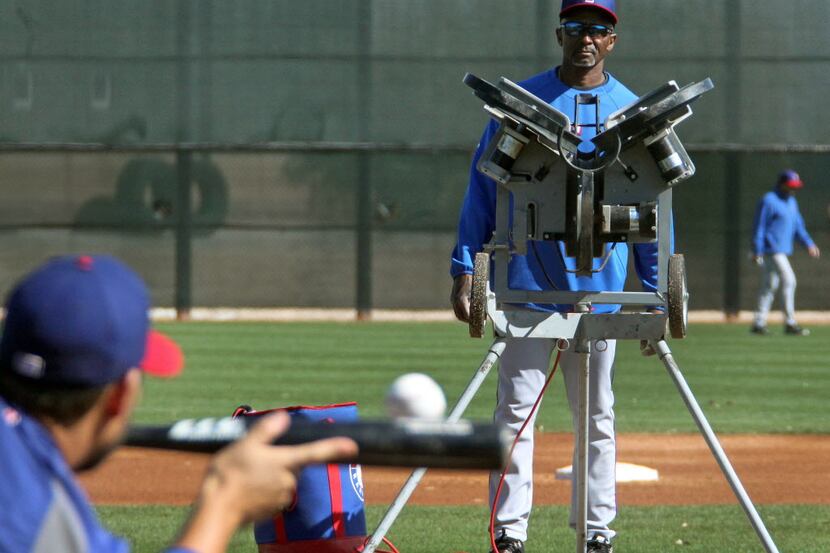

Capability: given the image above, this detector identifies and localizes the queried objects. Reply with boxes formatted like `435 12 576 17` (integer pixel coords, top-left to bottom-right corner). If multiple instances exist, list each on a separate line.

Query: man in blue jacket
751 169 820 336
0 255 357 553
450 1 656 552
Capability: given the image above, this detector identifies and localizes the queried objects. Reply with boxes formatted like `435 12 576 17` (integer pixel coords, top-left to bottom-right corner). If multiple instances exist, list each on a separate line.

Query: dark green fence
0 1 828 313
2 144 827 314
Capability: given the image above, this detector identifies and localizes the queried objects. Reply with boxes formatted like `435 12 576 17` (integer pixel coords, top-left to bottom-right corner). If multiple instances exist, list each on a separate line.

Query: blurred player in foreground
450 1 656 552
751 169 820 336
0 255 357 553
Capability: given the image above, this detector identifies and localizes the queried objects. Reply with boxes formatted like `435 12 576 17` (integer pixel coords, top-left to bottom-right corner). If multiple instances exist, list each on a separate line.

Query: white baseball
384 372 447 420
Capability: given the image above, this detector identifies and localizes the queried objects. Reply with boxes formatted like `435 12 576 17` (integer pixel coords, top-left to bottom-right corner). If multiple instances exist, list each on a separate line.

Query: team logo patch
349 464 364 501
3 407 21 426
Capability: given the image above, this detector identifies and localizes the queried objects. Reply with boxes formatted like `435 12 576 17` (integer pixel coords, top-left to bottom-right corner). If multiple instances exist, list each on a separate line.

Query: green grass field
100 504 830 553
98 322 830 552
138 321 830 433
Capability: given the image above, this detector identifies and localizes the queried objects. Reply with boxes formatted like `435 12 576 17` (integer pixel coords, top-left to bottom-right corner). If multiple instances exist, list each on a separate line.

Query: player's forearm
751 204 770 254
452 203 494 275
173 476 247 553
751 228 764 255
795 220 814 249
454 125 499 270
632 243 659 292
751 230 764 255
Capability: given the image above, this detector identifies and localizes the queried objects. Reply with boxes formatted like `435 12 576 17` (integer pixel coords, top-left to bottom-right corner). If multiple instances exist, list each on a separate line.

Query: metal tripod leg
363 338 507 553
652 339 781 553
573 338 591 553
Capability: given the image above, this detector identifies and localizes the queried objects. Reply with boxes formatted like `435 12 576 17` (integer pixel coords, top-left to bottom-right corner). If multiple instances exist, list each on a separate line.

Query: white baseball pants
489 337 617 543
754 253 797 327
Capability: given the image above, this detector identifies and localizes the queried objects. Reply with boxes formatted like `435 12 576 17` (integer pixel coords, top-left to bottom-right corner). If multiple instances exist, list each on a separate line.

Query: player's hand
754 255 763 266
175 412 358 553
204 411 358 523
808 245 821 258
450 274 473 323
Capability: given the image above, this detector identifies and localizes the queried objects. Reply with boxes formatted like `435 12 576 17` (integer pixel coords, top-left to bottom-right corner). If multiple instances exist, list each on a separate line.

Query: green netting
1 1 829 144
1 149 827 310
0 1 828 310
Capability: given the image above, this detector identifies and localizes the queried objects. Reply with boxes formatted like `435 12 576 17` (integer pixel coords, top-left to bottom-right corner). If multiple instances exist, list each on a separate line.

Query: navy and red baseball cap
560 0 618 24
0 255 183 388
778 169 804 189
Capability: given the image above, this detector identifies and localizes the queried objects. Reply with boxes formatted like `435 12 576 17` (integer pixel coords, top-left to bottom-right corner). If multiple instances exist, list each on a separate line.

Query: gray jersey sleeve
32 480 89 553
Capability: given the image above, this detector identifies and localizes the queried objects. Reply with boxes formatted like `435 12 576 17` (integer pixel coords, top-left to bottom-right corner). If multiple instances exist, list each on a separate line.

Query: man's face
76 370 143 472
556 9 617 69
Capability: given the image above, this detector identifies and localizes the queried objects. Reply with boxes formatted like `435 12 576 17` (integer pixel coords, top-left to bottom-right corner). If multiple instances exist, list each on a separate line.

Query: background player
0 255 358 553
750 169 820 336
450 1 660 552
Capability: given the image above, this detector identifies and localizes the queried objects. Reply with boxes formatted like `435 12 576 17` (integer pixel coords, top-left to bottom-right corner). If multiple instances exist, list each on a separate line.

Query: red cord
489 348 562 553
381 537 400 553
357 536 400 553
361 347 562 553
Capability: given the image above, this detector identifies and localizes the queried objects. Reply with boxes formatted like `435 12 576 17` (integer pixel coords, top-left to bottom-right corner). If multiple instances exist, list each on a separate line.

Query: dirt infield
79 433 830 506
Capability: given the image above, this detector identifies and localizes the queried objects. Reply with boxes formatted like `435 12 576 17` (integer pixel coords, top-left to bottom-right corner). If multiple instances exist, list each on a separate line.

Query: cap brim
140 330 184 378
783 179 804 189
560 4 618 24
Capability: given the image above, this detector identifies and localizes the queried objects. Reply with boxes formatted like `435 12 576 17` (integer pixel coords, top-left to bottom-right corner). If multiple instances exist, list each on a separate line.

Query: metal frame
365 75 780 553
363 340 508 553
365 330 781 553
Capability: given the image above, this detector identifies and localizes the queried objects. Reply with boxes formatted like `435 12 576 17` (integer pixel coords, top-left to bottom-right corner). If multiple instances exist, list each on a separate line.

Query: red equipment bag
233 403 396 553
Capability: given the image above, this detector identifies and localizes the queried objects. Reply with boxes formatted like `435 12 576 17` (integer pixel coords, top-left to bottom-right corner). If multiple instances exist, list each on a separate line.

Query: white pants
489 337 617 543
754 253 797 327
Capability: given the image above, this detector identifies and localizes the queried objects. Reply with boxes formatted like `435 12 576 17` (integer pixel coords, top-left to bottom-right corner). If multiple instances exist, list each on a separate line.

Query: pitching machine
364 75 782 553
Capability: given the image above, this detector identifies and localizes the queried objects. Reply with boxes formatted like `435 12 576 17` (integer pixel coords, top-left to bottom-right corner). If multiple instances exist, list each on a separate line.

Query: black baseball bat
125 417 510 470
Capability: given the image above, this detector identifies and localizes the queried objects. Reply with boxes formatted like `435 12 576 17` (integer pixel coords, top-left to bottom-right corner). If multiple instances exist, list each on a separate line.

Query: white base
555 462 659 483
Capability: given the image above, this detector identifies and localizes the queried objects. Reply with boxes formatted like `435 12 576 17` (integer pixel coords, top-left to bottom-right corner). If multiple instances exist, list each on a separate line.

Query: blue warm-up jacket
450 67 664 314
752 188 815 256
0 396 195 553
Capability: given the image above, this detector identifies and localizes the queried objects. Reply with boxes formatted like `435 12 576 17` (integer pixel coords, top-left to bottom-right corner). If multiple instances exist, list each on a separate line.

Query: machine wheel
469 252 490 338
667 254 689 339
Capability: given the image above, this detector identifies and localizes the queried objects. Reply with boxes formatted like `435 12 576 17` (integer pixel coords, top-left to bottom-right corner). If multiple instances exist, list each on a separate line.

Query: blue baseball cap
0 255 183 388
560 0 618 24
778 169 804 189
